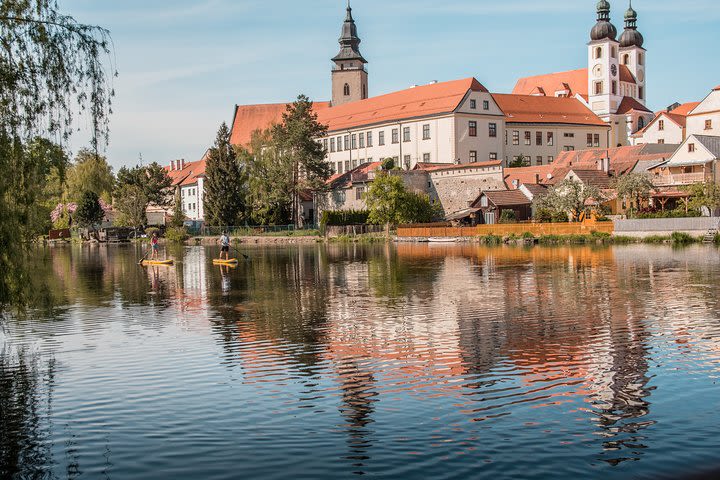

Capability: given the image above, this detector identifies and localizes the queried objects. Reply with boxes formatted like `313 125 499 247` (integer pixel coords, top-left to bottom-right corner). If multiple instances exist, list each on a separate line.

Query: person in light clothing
219 231 230 260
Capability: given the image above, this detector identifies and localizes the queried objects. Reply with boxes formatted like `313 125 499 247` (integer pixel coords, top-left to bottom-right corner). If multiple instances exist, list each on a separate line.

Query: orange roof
512 68 588 97
164 153 208 187
327 161 382 188
619 65 636 84
492 94 607 126
179 158 206 186
504 165 555 189
616 96 652 114
714 85 720 91
230 101 332 146
317 78 488 133
415 160 501 172
669 101 700 117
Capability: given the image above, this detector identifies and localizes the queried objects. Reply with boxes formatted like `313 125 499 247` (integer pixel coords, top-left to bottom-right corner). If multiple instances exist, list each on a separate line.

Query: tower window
594 81 603 95
611 46 617 58
639 86 644 100
638 53 644 65
594 46 602 59
623 54 630 65
612 81 617 95
343 83 350 96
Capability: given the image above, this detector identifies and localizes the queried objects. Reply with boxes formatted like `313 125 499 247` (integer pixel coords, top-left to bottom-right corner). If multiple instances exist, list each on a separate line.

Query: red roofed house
631 101 700 146
511 1 654 148
163 154 207 221
685 84 720 138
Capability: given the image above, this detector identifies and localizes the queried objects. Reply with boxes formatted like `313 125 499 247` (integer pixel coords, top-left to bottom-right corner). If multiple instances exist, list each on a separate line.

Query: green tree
381 157 395 171
244 129 293 225
204 122 246 226
533 178 604 222
508 154 529 168
686 181 720 215
614 172 655 217
365 171 442 236
170 190 186 228
65 148 115 202
74 190 105 230
116 162 172 208
1 1 114 309
272 95 331 227
113 184 148 229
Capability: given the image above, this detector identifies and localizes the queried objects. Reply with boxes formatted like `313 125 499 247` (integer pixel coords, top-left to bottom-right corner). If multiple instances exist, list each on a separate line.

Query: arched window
611 46 617 58
594 47 602 59
638 53 644 65
343 83 350 96
638 117 645 130
623 54 630 65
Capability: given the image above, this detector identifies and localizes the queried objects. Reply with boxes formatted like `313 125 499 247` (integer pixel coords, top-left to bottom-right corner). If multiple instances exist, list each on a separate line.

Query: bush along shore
465 230 720 246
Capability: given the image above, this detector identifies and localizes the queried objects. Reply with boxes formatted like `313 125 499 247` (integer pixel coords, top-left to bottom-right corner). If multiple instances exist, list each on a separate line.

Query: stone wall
427 165 506 216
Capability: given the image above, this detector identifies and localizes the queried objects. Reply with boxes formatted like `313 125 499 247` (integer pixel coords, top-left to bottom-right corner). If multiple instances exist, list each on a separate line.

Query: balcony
652 172 708 187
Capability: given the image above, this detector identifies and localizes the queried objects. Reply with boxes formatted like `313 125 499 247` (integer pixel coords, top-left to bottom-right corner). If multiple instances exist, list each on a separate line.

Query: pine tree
203 122 246 227
272 95 330 227
74 190 105 229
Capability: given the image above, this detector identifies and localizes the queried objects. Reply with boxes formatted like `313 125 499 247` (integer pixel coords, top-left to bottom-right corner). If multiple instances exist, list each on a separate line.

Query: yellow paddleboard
141 259 174 266
213 258 239 265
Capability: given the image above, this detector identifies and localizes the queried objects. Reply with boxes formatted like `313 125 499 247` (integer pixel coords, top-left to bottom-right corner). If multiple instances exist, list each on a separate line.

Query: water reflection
1 243 720 478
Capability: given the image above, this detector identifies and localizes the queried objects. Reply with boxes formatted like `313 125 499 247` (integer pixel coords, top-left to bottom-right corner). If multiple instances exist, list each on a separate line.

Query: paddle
232 245 249 260
138 249 149 265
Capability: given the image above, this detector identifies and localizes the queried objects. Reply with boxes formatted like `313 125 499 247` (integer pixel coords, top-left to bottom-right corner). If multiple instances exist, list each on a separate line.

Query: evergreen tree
74 191 105 229
65 148 115 202
203 122 246 227
170 190 186 228
244 129 293 225
272 95 331 227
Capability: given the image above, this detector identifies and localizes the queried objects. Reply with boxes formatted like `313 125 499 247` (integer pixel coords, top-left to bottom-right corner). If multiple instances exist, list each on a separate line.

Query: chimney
181 158 186 169
170 160 175 170
534 173 540 184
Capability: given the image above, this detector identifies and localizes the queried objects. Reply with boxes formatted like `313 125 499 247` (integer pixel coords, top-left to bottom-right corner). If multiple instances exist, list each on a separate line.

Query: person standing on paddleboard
151 231 160 260
219 231 230 260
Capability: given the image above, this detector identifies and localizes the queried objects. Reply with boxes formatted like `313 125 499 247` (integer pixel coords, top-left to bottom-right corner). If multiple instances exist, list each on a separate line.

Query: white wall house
686 86 720 138
631 102 700 146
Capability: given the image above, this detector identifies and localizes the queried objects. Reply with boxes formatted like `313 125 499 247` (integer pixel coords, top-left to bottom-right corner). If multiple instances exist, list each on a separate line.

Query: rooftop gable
492 93 607 127
230 101 332 146
317 77 488 132
512 68 589 98
616 96 653 114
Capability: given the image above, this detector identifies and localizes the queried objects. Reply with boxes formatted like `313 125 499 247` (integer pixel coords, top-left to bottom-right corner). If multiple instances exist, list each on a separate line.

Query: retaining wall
614 217 719 238
397 221 613 238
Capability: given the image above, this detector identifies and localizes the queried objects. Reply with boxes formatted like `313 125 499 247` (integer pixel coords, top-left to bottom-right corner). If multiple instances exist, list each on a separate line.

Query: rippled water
2 243 720 479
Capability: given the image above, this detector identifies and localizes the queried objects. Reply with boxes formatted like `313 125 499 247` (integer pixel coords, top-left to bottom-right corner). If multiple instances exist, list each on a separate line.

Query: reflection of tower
336 360 377 471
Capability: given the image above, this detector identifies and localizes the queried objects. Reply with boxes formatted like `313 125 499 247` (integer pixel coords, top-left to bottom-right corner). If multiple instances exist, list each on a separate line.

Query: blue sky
61 0 720 169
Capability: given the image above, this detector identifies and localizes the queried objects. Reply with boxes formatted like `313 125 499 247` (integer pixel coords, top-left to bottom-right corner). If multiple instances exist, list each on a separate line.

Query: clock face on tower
611 64 618 77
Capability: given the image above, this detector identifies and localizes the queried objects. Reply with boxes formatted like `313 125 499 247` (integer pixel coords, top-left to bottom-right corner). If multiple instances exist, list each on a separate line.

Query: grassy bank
468 231 717 246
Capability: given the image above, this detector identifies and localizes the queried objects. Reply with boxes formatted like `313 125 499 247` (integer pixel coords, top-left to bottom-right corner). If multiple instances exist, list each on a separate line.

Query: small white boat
427 237 458 243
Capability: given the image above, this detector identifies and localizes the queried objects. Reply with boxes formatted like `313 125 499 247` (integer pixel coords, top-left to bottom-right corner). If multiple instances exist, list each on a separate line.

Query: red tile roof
327 161 382 188
414 160 502 172
492 93 607 126
668 101 700 117
714 85 720 91
230 102 332 146
567 169 613 188
512 68 589 97
179 158 206 186
619 65 636 84
504 165 555 189
317 78 488 133
164 153 208 187
481 189 531 207
616 96 652 114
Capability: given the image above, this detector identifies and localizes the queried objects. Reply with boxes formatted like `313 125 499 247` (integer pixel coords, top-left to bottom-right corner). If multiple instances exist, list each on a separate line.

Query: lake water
2 243 720 479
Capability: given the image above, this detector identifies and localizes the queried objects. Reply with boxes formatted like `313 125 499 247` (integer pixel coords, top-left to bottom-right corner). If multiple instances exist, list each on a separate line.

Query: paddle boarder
151 231 160 260
219 231 230 261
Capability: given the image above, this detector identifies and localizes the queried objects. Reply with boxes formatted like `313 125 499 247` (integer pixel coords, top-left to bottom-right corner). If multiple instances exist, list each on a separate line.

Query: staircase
703 227 718 243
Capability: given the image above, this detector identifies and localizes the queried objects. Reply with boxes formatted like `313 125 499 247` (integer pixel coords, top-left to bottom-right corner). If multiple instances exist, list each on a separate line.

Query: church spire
332 0 366 63
620 0 644 47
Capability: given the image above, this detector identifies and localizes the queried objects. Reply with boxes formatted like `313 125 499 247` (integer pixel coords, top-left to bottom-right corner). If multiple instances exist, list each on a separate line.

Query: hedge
320 210 370 227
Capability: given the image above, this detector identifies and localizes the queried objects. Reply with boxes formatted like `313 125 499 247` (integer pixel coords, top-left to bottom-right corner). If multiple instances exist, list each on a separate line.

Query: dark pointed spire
332 0 367 64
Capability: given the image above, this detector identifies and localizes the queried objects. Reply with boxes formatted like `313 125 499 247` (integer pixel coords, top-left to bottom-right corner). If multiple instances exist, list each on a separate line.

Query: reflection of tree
367 243 442 303
0 347 56 479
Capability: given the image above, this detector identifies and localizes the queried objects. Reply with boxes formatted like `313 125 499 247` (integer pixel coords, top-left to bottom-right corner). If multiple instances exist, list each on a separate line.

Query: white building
512 1 654 147
631 102 699 146
164 156 207 221
686 86 720 138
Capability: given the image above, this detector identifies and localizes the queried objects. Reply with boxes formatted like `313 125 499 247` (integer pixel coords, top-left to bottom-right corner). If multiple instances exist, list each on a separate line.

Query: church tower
619 1 646 105
587 0 621 117
331 1 368 107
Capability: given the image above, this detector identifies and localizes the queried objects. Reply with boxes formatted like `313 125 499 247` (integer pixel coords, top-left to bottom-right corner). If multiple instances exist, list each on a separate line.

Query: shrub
643 235 669 244
715 233 720 245
671 231 696 245
480 234 502 245
165 226 189 244
499 209 517 224
522 231 535 239
320 209 370 227
590 230 611 239
612 235 637 244
145 227 160 237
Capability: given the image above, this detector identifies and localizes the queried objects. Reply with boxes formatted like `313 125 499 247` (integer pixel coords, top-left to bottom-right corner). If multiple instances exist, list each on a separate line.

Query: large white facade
686 87 720 138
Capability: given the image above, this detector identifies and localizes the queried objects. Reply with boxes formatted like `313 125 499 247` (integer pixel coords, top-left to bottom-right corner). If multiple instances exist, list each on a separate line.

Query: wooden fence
397 220 614 238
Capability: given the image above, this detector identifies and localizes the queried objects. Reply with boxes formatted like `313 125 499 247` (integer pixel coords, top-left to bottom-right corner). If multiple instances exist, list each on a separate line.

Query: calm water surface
2 243 720 479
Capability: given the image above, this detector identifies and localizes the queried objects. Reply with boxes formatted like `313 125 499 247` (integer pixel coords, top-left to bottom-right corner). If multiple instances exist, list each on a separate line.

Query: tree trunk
385 222 390 240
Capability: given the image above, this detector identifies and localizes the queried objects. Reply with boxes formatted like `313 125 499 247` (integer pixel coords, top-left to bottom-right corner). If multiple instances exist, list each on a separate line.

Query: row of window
181 188 198 197
183 203 197 212
593 80 645 100
508 130 556 146
468 151 499 163
469 99 490 111
324 121 499 153
506 155 556 166
335 157 373 175
593 46 645 66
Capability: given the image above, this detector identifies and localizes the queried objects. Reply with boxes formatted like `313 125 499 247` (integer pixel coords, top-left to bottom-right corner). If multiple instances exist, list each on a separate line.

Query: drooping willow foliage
1 0 115 310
